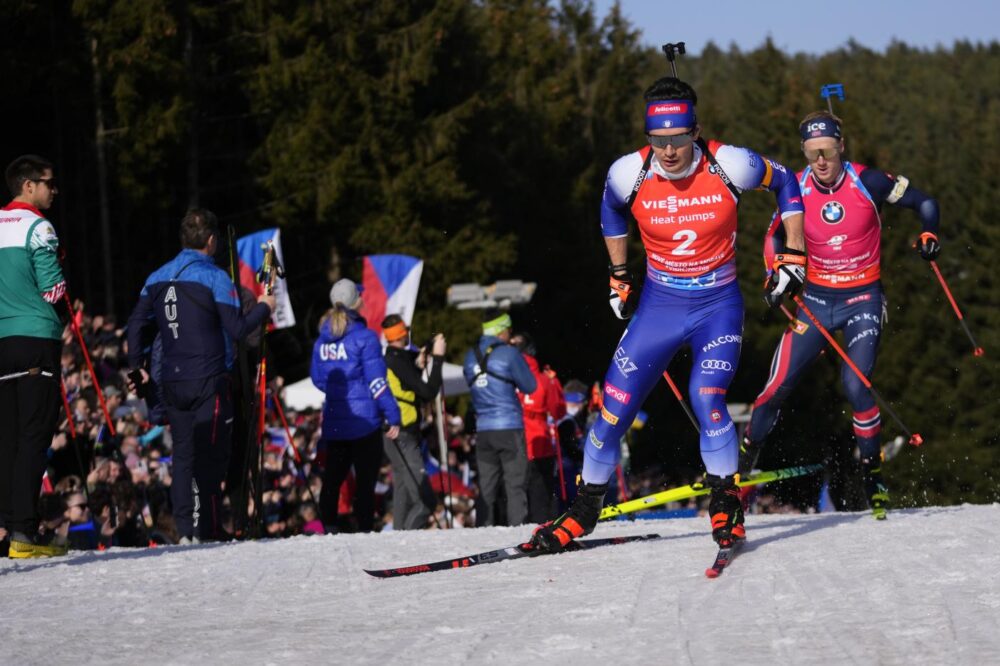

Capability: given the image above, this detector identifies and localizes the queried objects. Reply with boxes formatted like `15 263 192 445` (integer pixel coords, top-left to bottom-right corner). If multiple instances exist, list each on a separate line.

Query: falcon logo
821 201 846 224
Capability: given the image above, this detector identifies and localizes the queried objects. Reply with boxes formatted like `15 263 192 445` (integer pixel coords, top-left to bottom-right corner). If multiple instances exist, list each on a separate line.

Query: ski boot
706 474 746 547
8 531 68 559
738 435 762 476
530 482 608 553
861 458 890 520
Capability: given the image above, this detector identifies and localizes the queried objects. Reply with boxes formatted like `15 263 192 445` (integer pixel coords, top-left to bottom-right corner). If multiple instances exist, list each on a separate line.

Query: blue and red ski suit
584 140 804 484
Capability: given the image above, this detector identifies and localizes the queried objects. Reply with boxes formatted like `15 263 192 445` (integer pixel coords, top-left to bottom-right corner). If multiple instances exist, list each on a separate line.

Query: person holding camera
311 279 400 533
463 309 536 526
0 155 68 558
126 209 274 544
380 315 444 530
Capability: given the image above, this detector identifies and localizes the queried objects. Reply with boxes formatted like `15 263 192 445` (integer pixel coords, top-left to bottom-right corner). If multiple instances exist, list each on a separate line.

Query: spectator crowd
34 301 807 553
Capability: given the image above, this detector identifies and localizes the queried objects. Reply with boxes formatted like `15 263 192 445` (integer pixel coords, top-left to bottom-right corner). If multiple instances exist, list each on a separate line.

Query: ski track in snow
2 504 999 665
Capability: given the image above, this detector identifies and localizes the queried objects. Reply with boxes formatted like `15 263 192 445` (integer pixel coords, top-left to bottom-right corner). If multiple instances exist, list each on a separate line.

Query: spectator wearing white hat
310 279 400 532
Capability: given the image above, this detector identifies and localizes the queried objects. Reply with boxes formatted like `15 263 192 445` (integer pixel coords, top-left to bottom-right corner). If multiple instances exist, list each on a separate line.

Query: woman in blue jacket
310 279 400 532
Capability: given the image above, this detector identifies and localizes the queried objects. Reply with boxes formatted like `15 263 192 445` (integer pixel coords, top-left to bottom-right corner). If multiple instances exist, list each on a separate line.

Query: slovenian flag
358 254 423 335
236 228 296 329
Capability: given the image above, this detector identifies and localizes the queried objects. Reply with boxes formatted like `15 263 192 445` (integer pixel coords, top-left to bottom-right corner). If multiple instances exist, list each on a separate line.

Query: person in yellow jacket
381 315 446 530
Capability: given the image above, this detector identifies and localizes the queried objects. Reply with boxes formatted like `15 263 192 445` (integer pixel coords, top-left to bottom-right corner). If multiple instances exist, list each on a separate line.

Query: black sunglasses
32 177 57 188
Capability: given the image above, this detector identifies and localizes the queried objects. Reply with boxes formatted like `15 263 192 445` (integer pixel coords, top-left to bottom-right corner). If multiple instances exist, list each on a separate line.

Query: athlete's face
648 126 700 175
803 137 844 184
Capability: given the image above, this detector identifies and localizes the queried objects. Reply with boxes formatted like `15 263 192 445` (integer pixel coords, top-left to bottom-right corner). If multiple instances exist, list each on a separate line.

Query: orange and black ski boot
706 474 746 547
530 482 607 553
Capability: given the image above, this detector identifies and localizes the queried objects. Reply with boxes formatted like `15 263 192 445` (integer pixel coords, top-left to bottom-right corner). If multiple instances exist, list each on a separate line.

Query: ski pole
62 294 116 437
61 377 92 503
928 260 985 357
783 297 923 446
662 371 700 434
551 421 567 502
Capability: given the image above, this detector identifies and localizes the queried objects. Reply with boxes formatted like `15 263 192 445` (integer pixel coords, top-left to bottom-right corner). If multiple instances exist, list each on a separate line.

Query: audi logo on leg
700 359 733 371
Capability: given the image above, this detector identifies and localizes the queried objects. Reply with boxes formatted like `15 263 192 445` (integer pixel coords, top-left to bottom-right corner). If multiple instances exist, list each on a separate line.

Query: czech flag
236 228 296 329
358 254 423 335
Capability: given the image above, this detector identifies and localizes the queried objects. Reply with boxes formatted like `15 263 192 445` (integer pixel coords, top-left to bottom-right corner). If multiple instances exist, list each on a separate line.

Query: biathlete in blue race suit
742 111 940 519
531 77 807 553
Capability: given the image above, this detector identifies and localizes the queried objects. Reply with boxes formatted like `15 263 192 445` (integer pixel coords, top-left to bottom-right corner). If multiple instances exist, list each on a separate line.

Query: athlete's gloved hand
763 248 807 308
608 267 640 320
917 232 941 261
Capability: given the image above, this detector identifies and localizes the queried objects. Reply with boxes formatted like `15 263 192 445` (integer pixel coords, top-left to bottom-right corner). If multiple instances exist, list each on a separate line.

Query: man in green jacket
0 154 69 559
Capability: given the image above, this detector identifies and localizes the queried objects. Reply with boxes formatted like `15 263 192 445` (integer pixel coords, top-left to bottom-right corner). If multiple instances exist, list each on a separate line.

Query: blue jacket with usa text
127 249 270 382
463 336 537 432
310 311 401 441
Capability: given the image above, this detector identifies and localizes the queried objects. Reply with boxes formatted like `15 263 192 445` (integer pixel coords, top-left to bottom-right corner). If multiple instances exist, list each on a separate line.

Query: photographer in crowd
380 315 445 530
127 208 274 544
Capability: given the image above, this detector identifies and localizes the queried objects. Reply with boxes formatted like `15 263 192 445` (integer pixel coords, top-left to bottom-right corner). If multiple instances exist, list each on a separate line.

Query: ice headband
645 100 696 132
799 116 842 141
482 313 512 337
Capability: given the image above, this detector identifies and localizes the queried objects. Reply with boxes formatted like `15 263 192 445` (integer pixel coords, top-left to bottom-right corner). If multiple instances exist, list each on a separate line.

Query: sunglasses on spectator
647 130 697 149
803 147 840 162
32 177 57 188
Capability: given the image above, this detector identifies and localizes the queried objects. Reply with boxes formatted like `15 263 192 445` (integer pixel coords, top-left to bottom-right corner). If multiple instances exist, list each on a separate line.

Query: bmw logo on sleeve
821 201 846 224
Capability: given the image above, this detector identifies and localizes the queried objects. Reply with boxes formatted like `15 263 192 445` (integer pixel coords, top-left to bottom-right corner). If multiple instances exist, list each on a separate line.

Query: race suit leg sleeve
747 296 830 446
687 284 745 477
838 289 884 461
581 292 685 485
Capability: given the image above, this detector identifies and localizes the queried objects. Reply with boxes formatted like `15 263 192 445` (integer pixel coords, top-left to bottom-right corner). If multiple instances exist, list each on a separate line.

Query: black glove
608 267 640 320
763 249 807 308
917 232 941 261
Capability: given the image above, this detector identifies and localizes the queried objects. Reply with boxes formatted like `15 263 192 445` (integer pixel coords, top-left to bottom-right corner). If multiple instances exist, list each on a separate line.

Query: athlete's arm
600 152 643 317
715 145 805 252
860 169 940 235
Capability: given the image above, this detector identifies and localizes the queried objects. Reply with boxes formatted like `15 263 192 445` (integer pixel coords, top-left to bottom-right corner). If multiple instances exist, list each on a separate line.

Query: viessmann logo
641 194 723 214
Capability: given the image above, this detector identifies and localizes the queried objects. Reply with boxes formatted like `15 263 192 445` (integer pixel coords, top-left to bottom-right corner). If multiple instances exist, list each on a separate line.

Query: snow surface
4 504 1000 665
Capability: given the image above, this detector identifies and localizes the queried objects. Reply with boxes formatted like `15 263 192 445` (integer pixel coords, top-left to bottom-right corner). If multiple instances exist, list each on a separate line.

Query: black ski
705 539 744 578
365 533 661 578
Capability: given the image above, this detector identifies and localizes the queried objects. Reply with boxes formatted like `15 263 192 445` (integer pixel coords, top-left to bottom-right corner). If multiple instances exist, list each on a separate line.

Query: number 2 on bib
671 229 697 256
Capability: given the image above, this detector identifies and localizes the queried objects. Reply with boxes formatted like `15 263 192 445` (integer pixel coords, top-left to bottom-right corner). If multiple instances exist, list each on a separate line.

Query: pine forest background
4 0 997 506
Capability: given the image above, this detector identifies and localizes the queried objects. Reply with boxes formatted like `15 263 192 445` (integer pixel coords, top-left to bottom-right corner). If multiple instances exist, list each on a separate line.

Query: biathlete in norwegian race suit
531 77 807 553
741 112 940 519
